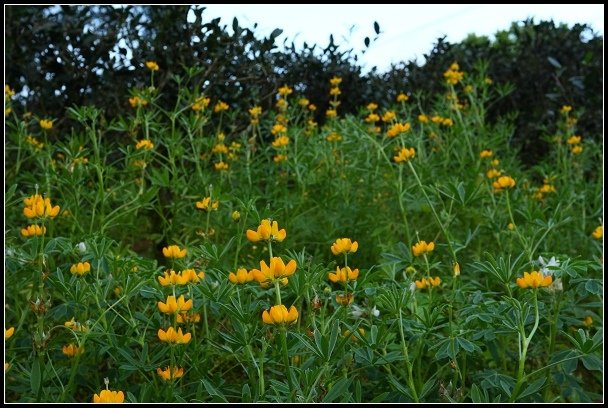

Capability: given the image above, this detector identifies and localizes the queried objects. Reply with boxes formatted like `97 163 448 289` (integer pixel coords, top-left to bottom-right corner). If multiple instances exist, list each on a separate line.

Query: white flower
350 304 365 319
409 282 416 293
371 306 380 317
537 256 560 276
77 242 87 254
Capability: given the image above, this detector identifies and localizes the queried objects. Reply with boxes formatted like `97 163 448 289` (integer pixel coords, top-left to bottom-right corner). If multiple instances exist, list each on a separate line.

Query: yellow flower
182 268 205 283
335 293 354 306
129 96 148 107
176 312 201 324
278 85 293 96
329 87 341 96
70 262 91 276
381 111 396 122
93 389 125 403
157 270 190 286
192 96 210 111
272 135 290 148
397 93 409 102
158 295 193 315
386 122 411 138
23 195 60 219
508 223 515 231
418 114 429 123
228 268 253 284
64 318 88 332
262 304 298 325
249 106 262 117
135 139 154 150
326 108 337 118
364 113 380 123
567 135 581 145
5 84 15 98
415 277 442 289
213 101 229 113
366 102 378 111
246 219 286 242
271 124 288 135
394 147 415 163
308 104 317 112
276 98 288 111
479 149 493 159
415 279 428 289
231 210 241 222
492 176 516 192
582 316 593 327
329 76 342 86
214 161 229 171
453 262 460 277
330 238 359 256
516 271 552 289
328 266 359 283
411 240 435 257
21 224 46 237
538 184 556 195
158 327 192 344
62 343 84 357
592 225 603 240
297 98 309 107
39 119 53 130
442 118 454 126
25 135 44 150
195 197 219 212
5 327 14 339
443 63 464 85
486 169 502 179
162 245 187 259
570 145 583 155
491 159 500 167
428 276 441 287
273 154 288 163
250 257 297 286
326 132 342 142
560 105 572 114
145 61 159 71
157 366 184 381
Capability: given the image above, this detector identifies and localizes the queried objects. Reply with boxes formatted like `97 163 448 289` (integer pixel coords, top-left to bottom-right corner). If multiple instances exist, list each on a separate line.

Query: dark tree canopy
5 6 603 165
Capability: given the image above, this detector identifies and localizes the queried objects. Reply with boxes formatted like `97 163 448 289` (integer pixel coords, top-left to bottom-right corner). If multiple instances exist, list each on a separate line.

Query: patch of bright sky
196 4 604 73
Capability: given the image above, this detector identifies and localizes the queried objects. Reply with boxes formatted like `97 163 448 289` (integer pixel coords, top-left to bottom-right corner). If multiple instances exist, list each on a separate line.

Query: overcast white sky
197 4 604 73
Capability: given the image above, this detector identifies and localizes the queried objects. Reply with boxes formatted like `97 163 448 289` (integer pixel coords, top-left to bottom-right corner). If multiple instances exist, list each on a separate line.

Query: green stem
505 191 533 264
397 165 412 245
510 291 540 402
407 161 458 264
280 326 294 401
398 309 419 402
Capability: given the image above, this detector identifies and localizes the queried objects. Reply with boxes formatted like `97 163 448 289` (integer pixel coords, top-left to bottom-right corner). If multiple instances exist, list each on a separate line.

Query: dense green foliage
4 52 603 402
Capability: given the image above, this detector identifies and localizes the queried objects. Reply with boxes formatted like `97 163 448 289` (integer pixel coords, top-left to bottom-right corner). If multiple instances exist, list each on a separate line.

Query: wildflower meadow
4 58 603 403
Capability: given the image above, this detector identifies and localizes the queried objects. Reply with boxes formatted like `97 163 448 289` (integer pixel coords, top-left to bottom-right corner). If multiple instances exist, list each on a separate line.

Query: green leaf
371 392 390 402
581 354 602 371
201 379 228 403
323 377 351 402
388 375 413 400
374 21 380 34
519 377 546 399
470 383 487 403
419 377 436 400
370 325 378 346
30 358 41 395
584 279 602 295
